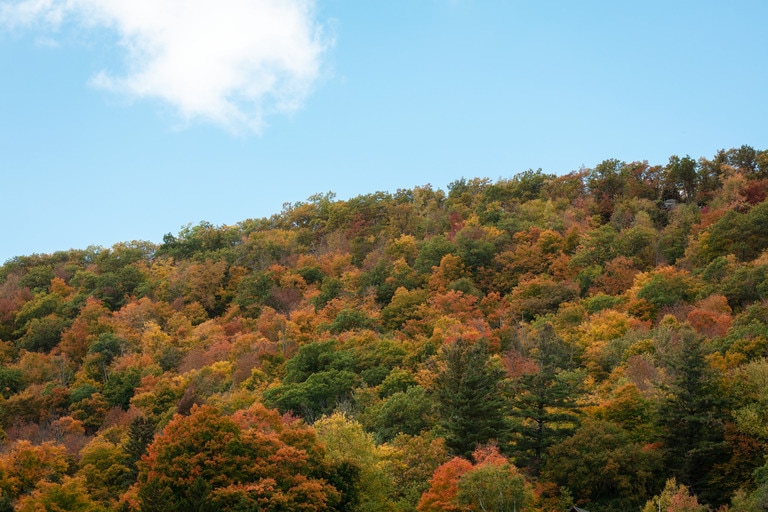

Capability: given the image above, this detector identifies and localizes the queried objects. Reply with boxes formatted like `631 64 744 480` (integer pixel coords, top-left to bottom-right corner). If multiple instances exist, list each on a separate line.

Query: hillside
2 145 768 511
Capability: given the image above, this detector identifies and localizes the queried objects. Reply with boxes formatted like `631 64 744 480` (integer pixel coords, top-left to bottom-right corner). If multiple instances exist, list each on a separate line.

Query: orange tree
127 404 341 511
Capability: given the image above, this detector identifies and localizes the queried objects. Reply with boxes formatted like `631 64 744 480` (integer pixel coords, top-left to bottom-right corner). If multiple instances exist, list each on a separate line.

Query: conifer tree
509 323 583 474
125 416 156 479
657 327 728 504
433 338 509 458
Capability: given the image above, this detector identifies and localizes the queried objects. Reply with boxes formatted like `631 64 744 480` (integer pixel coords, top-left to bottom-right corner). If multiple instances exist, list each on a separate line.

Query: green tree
729 460 768 511
124 416 157 479
361 386 436 443
263 368 360 422
18 315 68 353
543 418 663 510
381 287 428 330
314 413 393 512
587 159 626 221
456 455 532 512
415 235 456 275
509 323 583 474
433 339 509 457
705 201 768 262
636 266 700 315
665 155 699 201
102 367 142 410
78 434 133 505
657 326 728 504
0 367 24 398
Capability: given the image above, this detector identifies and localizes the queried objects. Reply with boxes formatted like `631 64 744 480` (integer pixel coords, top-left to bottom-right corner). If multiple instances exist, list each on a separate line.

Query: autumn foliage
2 145 768 510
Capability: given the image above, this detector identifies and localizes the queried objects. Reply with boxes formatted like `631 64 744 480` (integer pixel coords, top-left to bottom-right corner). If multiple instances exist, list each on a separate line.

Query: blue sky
1 0 766 263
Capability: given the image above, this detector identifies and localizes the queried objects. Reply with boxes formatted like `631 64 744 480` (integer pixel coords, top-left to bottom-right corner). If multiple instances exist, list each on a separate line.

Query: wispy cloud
0 0 329 132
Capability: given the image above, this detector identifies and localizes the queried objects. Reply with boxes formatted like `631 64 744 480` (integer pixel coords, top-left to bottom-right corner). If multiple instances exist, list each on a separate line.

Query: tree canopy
2 145 768 510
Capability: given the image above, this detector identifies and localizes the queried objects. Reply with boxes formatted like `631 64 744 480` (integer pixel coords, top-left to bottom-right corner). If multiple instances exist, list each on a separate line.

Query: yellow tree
314 412 394 512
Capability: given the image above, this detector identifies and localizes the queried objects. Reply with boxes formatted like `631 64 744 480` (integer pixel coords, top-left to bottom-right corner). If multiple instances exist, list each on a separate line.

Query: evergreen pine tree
509 323 583 474
657 327 728 504
125 416 157 478
434 338 509 458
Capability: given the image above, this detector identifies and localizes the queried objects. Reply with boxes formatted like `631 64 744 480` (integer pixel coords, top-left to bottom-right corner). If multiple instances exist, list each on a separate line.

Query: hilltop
1 145 768 511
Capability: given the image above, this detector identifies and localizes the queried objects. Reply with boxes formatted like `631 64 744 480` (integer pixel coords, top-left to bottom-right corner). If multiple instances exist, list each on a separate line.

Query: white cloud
0 0 329 132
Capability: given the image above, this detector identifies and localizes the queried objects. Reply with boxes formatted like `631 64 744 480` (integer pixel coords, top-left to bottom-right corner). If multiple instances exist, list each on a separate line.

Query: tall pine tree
656 326 728 505
509 323 583 474
434 338 509 458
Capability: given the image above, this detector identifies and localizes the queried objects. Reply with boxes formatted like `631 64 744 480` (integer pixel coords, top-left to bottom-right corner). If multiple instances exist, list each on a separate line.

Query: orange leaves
501 351 539 379
470 444 508 466
491 227 568 295
132 403 339 511
687 294 733 338
417 445 532 512
0 440 69 501
427 254 466 292
417 456 473 512
591 256 640 296
58 297 111 363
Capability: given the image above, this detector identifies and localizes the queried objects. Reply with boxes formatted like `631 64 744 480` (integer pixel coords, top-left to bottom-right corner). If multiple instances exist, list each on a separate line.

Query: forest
2 145 768 511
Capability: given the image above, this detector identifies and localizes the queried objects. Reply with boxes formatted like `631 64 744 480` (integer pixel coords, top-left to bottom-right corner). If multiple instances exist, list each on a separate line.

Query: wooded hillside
2 145 768 511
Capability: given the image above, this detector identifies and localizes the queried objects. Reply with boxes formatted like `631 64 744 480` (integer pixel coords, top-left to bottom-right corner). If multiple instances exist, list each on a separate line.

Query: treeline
1 145 768 511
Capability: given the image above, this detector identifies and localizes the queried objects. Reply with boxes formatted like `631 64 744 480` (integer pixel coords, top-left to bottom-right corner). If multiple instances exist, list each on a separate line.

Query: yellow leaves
571 309 633 382
414 368 437 390
139 321 172 357
707 331 768 372
183 360 234 397
243 229 298 265
109 297 173 344
427 254 465 292
315 413 378 464
623 338 655 359
279 271 307 290
296 253 321 270
314 412 395 510
630 265 696 296
706 351 746 373
578 309 631 343
15 351 60 385
386 234 418 263
183 259 228 311
145 256 180 303
14 476 101 512
48 277 74 298
130 373 186 423
340 267 363 295
642 478 707 512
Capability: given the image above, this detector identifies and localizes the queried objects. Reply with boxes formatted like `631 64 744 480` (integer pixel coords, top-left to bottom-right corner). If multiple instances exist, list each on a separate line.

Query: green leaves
434 339 509 458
